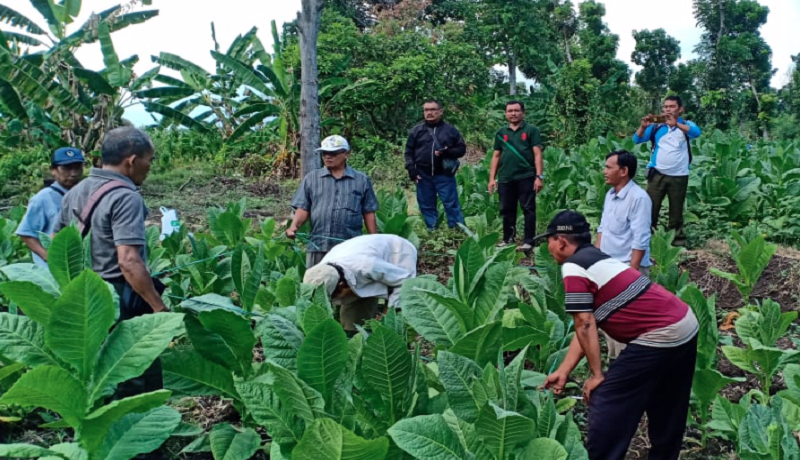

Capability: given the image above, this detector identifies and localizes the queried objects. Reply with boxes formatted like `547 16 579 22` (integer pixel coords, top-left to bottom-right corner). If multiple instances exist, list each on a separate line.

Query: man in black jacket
405 99 467 230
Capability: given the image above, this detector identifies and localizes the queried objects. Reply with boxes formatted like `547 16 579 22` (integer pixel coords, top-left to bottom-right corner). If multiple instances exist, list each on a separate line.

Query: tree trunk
563 31 573 64
298 0 325 178
508 53 517 96
748 73 770 140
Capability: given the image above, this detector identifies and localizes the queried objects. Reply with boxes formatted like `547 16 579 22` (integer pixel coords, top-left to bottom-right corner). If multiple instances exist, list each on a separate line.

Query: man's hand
534 178 544 193
543 370 569 395
640 115 652 129
434 150 442 157
665 113 678 128
152 302 170 313
583 374 605 403
286 227 297 239
488 178 497 194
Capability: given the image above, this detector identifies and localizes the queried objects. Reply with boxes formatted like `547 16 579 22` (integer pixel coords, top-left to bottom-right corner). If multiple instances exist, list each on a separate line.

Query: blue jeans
416 172 465 229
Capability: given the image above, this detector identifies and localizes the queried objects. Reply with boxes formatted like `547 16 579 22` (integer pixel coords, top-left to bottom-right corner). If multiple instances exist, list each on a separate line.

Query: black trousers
647 170 689 246
109 278 165 399
498 176 536 244
587 335 697 460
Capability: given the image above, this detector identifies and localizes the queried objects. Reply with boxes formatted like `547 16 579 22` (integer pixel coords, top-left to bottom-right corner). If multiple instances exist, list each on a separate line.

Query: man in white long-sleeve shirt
303 234 417 334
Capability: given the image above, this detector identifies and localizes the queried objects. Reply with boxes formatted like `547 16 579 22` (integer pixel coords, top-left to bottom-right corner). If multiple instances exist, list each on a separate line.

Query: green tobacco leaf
96 406 181 460
0 281 56 326
0 444 66 459
503 325 551 352
161 350 239 399
501 345 528 411
451 321 503 368
293 418 389 460
297 319 348 407
236 380 304 449
402 277 464 347
275 276 298 308
269 362 325 425
46 270 114 382
197 309 256 376
361 323 412 425
0 263 60 297
438 351 487 423
722 346 757 374
476 402 536 460
300 303 331 335
90 314 184 403
681 286 718 369
707 395 747 437
260 314 304 370
38 442 86 460
47 226 84 289
209 423 261 460
737 236 776 290
453 237 485 303
519 438 568 460
0 313 59 368
388 414 471 460
80 390 172 454
0 365 86 427
472 262 518 326
692 369 742 417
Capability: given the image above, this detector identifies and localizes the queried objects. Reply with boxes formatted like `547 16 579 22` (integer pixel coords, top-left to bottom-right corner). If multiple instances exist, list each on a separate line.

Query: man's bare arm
364 212 377 234
20 236 48 261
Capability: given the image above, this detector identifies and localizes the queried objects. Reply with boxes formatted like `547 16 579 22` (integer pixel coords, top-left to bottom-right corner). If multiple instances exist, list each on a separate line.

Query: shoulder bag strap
77 180 135 237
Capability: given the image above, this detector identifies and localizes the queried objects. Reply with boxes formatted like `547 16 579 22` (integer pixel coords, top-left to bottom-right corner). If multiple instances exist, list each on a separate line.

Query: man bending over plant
303 234 417 335
541 210 698 460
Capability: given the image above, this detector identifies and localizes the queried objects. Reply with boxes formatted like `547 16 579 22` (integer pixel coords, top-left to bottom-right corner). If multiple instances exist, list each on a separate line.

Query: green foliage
709 232 777 304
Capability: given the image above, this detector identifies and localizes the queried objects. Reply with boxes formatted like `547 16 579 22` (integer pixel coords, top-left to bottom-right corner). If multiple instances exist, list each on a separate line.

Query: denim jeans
416 172 465 229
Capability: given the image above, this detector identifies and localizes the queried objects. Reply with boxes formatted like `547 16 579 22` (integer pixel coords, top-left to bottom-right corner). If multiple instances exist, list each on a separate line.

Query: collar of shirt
89 168 137 188
321 165 356 179
610 179 635 201
50 182 68 194
504 120 529 133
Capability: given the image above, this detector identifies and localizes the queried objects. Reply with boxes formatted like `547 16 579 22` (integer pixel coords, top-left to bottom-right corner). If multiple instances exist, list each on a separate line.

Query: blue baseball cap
51 147 85 166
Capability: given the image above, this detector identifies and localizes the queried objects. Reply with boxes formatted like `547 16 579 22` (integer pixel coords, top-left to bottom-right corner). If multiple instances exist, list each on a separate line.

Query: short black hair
561 232 592 246
101 127 154 166
423 99 443 109
506 100 525 112
665 95 683 108
606 150 638 178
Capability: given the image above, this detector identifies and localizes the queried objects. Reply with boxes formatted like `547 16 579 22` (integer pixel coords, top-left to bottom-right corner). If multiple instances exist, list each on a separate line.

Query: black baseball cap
532 210 591 243
51 147 85 166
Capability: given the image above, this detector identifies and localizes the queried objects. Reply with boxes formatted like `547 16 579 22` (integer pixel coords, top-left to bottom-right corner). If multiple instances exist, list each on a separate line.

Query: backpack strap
49 185 66 197
649 123 693 165
77 180 135 237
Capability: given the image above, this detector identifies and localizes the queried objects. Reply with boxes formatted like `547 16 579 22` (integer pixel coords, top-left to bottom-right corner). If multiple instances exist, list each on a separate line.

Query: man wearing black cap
540 210 698 460
16 147 85 267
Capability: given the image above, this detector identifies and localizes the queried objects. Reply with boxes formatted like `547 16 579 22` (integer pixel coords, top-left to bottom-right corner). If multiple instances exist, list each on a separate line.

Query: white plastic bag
159 206 181 240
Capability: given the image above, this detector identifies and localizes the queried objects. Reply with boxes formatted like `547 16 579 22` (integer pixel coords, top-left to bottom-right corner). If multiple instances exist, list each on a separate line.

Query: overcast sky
8 0 799 125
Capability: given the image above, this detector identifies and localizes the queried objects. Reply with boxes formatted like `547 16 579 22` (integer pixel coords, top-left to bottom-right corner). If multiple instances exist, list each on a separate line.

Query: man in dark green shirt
489 101 544 250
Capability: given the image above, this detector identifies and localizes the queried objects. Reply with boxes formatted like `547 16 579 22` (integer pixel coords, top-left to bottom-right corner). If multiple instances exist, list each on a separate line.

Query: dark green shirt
493 121 542 183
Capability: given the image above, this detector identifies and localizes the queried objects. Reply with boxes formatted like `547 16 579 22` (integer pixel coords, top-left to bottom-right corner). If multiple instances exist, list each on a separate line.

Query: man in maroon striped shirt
541 210 698 460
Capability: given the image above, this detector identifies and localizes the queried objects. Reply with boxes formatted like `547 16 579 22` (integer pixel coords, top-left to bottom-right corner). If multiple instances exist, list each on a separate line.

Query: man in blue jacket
405 99 467 230
633 96 701 246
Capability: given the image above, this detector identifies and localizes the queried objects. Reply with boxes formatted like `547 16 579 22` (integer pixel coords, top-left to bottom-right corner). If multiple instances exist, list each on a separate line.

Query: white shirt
654 127 691 176
597 180 652 267
319 234 418 307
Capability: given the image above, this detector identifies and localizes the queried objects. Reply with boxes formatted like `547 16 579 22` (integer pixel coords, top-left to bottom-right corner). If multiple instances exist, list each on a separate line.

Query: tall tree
693 0 773 135
576 1 628 82
632 29 681 112
298 0 325 177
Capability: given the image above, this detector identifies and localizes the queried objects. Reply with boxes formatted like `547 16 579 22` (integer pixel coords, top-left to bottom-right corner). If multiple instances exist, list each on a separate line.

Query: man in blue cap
16 147 85 267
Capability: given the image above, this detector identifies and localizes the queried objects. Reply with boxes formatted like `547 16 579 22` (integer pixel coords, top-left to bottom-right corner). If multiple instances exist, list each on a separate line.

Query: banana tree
0 0 160 151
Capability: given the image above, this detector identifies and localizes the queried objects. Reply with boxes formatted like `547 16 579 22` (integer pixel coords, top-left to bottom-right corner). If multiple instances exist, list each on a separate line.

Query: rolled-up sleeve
361 178 379 213
633 125 653 144
630 195 652 251
685 121 702 139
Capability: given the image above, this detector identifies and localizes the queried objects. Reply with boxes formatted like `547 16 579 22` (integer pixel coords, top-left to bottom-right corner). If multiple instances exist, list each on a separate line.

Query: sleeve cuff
115 239 146 247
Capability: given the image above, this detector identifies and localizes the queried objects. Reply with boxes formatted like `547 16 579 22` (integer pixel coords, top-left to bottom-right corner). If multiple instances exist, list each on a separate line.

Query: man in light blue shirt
596 150 652 359
16 147 85 267
633 96 701 246
596 150 652 275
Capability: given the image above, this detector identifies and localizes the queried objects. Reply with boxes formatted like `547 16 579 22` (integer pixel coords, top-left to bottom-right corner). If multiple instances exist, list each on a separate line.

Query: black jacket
405 120 466 178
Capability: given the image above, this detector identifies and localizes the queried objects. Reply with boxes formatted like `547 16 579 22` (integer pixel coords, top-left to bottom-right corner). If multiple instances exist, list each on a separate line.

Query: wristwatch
537 174 545 180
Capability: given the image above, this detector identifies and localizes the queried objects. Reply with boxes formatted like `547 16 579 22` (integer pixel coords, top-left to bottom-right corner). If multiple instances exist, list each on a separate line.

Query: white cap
303 264 339 296
315 135 350 153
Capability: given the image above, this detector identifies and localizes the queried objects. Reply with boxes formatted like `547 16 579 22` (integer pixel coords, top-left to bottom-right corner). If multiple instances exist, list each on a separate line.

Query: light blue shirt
597 180 652 267
632 118 702 176
16 183 67 267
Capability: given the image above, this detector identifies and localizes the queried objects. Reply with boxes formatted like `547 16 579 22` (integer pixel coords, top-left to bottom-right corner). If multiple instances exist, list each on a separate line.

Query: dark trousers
647 171 689 245
498 176 536 244
587 335 697 460
109 279 165 399
416 172 465 229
